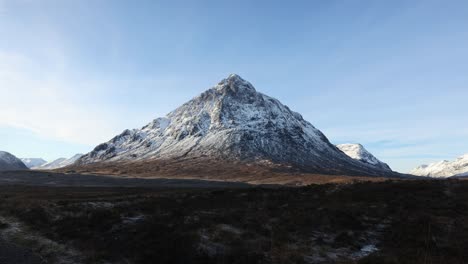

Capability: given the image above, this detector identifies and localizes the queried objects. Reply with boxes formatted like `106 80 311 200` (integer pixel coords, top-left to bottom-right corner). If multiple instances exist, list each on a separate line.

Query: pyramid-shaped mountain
75 74 397 177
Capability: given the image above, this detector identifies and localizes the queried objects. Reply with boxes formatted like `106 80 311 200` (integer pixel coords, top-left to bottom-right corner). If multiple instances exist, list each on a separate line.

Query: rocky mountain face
75 74 398 177
21 158 47 168
0 151 28 171
36 154 83 170
336 144 392 171
410 154 468 178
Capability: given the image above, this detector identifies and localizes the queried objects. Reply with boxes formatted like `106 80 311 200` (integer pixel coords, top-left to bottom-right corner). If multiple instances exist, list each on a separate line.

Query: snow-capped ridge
21 158 47 168
336 143 392 171
36 154 83 170
410 153 468 178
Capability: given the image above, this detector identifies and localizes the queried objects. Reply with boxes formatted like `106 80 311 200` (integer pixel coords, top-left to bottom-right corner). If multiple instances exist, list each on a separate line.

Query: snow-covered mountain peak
216 74 256 93
161 73 312 140
410 153 468 178
336 144 370 161
21 158 47 168
76 75 398 177
336 143 392 171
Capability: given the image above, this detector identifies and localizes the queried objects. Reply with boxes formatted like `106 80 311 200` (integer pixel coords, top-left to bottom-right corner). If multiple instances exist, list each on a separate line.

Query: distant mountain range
411 154 468 178
0 151 28 171
69 74 403 179
21 158 47 168
32 154 83 170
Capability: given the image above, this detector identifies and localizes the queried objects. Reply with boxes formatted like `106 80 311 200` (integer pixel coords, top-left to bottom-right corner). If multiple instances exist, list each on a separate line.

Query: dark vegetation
0 180 467 264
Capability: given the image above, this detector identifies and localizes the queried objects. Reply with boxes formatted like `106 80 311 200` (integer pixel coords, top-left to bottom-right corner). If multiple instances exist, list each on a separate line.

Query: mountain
36 154 83 170
336 144 392 171
410 154 468 178
73 74 400 178
21 158 47 168
37 158 67 170
0 151 28 171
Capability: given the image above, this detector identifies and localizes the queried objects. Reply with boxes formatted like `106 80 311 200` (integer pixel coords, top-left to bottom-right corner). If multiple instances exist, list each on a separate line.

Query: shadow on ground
0 175 466 264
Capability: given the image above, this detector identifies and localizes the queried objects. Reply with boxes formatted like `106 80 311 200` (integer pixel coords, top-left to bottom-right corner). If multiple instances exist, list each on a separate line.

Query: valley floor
0 173 467 264
0 169 388 187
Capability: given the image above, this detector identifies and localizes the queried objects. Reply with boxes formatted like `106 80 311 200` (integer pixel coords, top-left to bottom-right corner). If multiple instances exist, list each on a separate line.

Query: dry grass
64 158 395 186
0 179 466 263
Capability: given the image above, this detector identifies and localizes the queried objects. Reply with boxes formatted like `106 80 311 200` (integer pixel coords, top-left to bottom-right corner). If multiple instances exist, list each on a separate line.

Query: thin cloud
0 51 121 145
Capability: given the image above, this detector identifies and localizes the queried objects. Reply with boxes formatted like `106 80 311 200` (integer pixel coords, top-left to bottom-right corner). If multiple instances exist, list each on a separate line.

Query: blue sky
0 0 467 172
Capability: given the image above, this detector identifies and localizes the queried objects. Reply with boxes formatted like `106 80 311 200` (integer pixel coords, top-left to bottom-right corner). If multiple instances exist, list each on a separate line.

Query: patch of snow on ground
0 215 84 264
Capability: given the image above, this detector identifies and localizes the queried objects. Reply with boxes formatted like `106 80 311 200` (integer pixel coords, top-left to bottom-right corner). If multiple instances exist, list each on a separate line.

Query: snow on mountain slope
410 154 468 178
76 74 397 176
336 144 392 171
0 151 28 171
37 158 67 170
21 158 47 168
36 154 83 170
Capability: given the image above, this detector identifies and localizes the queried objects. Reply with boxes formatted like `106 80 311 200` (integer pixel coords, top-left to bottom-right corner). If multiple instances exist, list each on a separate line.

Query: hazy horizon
1 0 467 173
